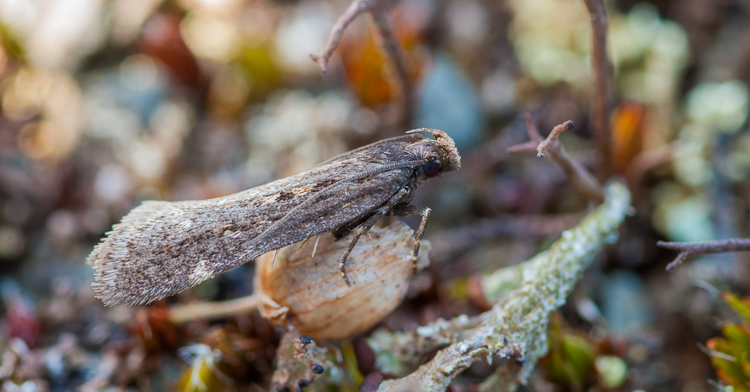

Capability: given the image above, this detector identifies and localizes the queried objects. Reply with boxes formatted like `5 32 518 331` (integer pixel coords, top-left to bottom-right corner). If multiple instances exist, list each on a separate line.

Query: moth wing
89 169 332 306
318 134 423 165
89 167 412 307
243 168 414 253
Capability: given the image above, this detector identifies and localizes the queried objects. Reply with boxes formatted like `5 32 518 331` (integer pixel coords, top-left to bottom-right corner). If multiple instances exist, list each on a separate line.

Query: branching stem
310 0 375 73
658 239 750 271
371 183 631 391
509 113 605 204
310 0 413 124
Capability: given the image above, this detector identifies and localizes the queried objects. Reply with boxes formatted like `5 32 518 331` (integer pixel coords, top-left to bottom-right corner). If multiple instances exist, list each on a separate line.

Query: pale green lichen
368 313 478 376
374 182 631 392
480 251 548 304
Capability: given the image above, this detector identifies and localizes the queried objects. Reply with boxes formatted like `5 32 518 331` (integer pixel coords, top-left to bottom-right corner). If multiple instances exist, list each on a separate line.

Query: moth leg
291 236 314 260
311 235 321 258
390 204 431 274
338 225 368 287
339 187 410 286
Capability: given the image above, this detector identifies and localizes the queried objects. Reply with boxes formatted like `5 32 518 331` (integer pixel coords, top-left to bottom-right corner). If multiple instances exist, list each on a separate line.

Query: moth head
405 128 462 178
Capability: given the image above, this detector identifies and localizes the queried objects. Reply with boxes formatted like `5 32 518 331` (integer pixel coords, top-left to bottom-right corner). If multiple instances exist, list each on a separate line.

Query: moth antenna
311 235 321 258
272 248 281 268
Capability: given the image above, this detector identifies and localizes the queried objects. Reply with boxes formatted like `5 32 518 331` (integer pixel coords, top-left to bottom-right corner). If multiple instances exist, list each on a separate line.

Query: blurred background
0 0 749 391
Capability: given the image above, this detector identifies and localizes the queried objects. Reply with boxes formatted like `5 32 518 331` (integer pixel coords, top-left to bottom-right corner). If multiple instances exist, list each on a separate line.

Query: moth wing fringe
88 200 185 306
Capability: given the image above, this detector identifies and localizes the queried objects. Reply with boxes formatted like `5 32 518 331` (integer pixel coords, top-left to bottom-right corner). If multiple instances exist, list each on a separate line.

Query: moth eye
422 161 440 178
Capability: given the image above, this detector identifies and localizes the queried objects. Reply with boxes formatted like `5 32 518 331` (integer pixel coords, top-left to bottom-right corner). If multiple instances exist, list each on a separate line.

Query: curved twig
169 295 260 324
309 0 375 73
509 113 605 204
658 239 750 271
372 183 631 390
310 0 413 124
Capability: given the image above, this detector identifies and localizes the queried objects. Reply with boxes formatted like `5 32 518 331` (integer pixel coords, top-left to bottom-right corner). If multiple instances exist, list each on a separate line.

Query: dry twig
310 0 413 124
309 0 374 73
582 0 613 176
370 183 631 390
168 295 261 324
658 239 750 271
509 113 605 204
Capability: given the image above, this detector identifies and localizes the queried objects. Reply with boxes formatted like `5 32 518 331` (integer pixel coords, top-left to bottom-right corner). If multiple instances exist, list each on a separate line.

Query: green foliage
707 293 750 391
540 315 627 391
0 22 23 57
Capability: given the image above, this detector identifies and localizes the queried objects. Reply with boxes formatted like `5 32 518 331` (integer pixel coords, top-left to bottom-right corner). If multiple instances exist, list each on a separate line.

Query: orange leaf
611 102 646 174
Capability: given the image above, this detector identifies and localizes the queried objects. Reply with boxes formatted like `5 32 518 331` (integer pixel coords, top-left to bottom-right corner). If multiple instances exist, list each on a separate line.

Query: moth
88 129 461 307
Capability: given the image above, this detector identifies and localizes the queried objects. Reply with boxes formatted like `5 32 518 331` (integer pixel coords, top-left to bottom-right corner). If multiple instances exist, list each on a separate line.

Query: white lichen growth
372 182 631 392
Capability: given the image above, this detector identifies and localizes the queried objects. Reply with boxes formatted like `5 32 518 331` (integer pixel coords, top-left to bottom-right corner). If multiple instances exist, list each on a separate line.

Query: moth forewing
88 129 461 307
89 170 409 307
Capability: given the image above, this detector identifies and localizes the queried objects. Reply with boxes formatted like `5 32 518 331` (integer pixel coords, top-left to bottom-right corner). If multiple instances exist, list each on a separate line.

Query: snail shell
255 221 430 340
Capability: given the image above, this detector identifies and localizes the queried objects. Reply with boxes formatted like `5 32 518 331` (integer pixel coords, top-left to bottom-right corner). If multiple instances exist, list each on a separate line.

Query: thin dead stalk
509 113 605 204
372 183 631 390
582 0 613 177
370 9 413 124
658 239 750 271
169 295 261 324
310 0 413 124
309 0 374 73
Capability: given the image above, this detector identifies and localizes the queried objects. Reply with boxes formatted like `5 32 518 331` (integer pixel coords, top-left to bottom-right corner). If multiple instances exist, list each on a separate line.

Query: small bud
311 363 324 374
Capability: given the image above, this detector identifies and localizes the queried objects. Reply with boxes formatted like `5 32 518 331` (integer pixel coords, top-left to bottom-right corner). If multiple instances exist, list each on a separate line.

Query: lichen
372 182 631 392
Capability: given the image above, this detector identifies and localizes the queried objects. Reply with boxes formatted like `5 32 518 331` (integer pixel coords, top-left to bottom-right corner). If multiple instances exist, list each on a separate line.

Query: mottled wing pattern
89 142 416 306
242 168 412 252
